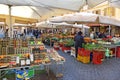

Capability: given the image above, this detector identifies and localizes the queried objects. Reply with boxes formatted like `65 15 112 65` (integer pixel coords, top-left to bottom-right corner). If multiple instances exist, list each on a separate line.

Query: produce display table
71 47 75 57
47 48 65 77
0 38 65 79
51 60 65 77
103 44 120 57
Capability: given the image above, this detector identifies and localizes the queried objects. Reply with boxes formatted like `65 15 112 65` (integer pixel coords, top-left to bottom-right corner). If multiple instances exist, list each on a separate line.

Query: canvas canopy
50 12 120 26
37 21 90 29
110 0 120 8
0 0 107 11
36 21 56 28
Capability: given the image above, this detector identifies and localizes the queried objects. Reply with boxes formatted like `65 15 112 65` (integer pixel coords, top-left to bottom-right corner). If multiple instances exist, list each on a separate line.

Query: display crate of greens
64 39 74 47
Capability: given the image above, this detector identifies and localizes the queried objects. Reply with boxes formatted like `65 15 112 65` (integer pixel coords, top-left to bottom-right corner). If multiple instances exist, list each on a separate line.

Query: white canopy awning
110 0 120 9
0 4 52 19
36 21 56 28
73 24 90 29
50 12 120 26
37 21 90 29
13 23 32 27
0 0 107 11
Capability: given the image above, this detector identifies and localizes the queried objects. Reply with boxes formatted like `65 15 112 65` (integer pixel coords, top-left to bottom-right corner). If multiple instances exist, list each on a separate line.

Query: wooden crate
0 45 2 55
22 40 28 47
2 40 9 47
7 46 15 55
15 47 31 54
2 47 7 55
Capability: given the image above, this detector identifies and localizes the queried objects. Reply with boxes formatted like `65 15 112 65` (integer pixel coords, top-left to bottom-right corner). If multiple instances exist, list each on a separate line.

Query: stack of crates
32 47 41 53
0 45 2 55
2 39 9 47
1 47 7 55
15 47 31 54
0 39 9 55
17 39 22 47
9 39 14 47
7 46 15 55
116 47 120 58
77 48 90 64
22 40 28 47
10 39 22 48
92 51 104 64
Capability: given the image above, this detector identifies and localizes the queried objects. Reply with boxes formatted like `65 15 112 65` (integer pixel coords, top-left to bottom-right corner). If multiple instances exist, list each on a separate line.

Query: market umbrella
72 24 90 29
49 12 120 26
37 21 90 29
36 21 57 28
49 12 99 23
13 23 32 27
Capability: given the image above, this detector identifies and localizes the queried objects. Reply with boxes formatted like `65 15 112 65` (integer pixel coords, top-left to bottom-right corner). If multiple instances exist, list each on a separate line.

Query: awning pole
109 25 111 36
82 24 84 36
9 5 13 38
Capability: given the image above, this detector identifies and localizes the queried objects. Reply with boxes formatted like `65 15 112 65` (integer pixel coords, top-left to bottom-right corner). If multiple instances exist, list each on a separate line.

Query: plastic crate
62 46 71 52
54 45 59 50
82 56 90 63
92 51 104 64
116 47 120 58
77 54 90 63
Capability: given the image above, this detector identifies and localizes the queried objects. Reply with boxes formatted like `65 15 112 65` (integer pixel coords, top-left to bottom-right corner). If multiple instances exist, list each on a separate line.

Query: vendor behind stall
74 31 84 58
99 32 106 38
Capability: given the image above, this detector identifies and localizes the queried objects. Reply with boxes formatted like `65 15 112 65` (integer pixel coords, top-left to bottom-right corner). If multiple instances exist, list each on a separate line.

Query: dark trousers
75 47 78 58
75 46 82 58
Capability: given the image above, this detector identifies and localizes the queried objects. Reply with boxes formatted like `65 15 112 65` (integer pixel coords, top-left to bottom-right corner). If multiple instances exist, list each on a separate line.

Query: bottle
16 56 20 67
26 54 30 66
105 48 110 58
30 53 34 64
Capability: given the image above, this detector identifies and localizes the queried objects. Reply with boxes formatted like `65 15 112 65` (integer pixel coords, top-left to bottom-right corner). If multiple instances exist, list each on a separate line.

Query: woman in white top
90 31 94 39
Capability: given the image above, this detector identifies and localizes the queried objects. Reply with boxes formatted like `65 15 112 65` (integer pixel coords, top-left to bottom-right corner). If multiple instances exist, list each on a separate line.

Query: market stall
0 37 65 80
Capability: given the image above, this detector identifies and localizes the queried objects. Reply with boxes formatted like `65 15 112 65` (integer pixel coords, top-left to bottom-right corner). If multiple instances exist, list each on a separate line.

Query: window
104 7 115 16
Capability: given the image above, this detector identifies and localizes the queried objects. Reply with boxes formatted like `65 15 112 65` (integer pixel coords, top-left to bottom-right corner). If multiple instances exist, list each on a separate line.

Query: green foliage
64 39 74 47
84 43 102 51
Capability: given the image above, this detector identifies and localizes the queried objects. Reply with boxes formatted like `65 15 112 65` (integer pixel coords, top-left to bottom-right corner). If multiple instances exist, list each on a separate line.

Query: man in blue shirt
74 31 84 58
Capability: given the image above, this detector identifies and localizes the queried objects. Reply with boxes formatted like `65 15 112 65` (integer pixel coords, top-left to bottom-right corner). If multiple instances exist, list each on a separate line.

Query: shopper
99 32 106 38
74 31 84 58
24 29 26 35
90 31 95 39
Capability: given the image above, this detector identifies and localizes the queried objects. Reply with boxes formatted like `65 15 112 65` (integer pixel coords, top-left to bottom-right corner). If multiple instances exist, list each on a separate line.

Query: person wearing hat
74 31 84 58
